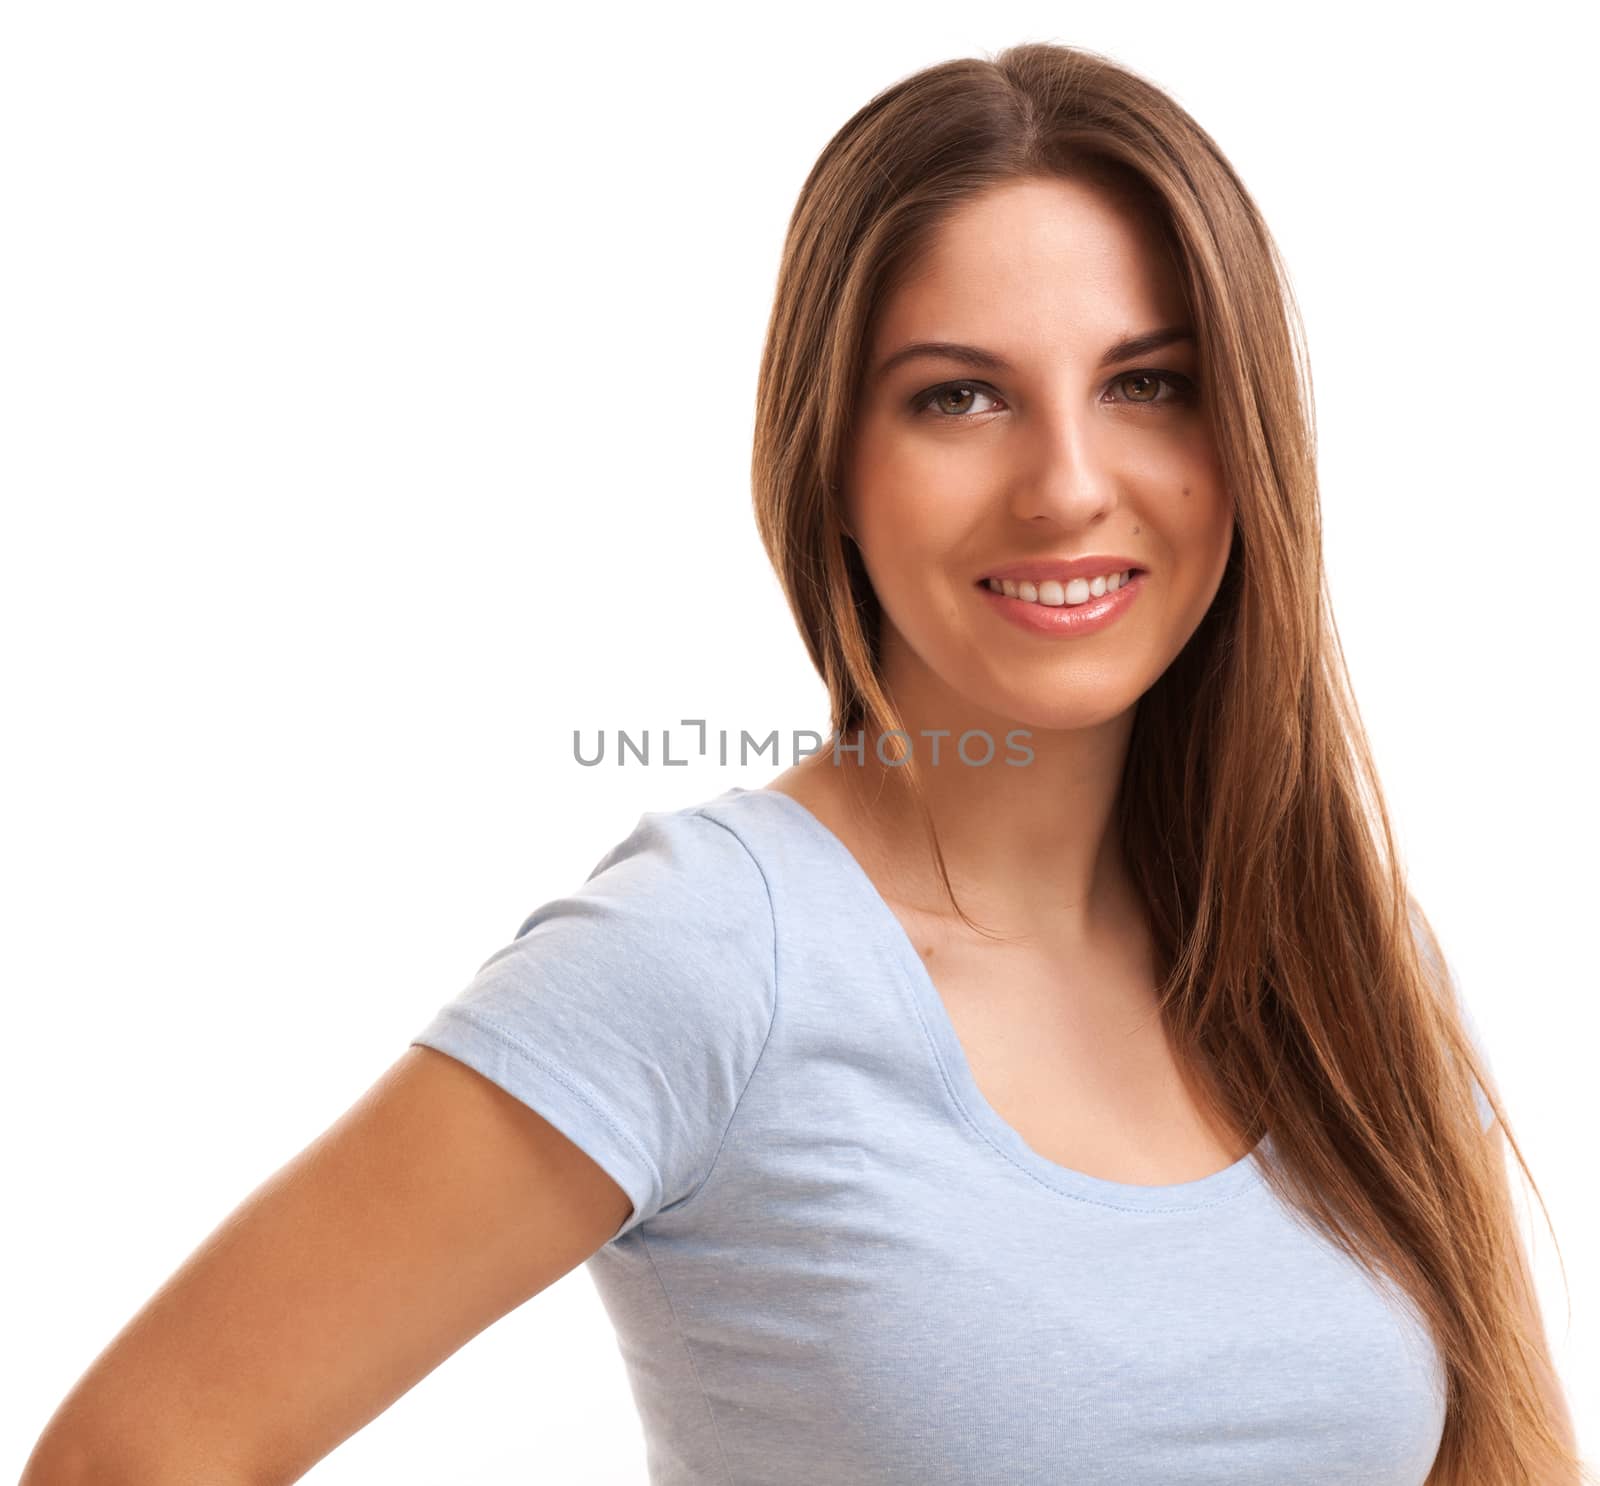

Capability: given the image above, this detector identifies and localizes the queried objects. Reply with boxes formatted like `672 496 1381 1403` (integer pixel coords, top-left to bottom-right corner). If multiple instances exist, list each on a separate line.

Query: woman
21 42 1585 1486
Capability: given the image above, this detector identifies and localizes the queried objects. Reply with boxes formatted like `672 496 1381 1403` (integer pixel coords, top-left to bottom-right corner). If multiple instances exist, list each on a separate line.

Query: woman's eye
910 381 1004 418
1108 369 1198 409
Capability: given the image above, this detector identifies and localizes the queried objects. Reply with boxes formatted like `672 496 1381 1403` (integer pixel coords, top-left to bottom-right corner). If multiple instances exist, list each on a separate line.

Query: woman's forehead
873 190 1191 369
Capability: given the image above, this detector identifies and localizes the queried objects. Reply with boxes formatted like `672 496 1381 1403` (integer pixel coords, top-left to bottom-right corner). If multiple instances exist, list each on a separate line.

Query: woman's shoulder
577 786 772 901
452 788 782 1078
510 787 786 963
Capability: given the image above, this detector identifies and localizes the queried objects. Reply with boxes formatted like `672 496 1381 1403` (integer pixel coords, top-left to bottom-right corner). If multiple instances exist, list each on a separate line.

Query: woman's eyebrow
871 324 1196 380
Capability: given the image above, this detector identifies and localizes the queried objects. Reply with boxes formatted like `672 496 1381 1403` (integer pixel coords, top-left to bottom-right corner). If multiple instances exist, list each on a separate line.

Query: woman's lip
977 556 1147 585
973 567 1146 587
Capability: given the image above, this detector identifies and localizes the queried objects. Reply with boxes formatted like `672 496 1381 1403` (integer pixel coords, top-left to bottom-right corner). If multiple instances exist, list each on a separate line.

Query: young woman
22 42 1586 1486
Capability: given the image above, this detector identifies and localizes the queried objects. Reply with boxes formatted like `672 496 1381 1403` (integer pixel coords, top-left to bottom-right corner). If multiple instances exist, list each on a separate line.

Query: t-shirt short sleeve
409 806 777 1243
1408 895 1497 1132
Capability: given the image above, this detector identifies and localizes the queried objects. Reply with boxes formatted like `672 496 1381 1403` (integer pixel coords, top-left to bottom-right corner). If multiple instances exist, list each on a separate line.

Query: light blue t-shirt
410 785 1493 1485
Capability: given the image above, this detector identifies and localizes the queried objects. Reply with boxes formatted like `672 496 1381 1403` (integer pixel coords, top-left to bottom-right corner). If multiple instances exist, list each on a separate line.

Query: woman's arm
19 1044 632 1485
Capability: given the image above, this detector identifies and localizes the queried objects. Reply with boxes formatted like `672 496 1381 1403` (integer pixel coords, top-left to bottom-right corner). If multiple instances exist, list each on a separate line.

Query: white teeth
987 570 1133 606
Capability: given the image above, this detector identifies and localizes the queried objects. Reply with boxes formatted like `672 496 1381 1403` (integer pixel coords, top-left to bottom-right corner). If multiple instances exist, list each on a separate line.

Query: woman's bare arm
19 1044 631 1486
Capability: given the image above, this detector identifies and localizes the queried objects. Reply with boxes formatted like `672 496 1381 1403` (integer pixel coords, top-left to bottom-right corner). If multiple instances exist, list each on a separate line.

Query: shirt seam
636 803 780 1486
652 806 780 1216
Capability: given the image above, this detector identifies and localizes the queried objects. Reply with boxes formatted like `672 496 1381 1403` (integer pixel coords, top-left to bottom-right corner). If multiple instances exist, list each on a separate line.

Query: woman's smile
975 567 1150 636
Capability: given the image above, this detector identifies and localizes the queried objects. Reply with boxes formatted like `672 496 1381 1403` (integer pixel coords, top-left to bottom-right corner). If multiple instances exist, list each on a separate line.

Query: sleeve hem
410 1003 664 1241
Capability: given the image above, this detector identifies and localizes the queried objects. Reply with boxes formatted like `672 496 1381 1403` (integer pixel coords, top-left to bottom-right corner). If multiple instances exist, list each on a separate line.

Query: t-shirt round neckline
728 784 1270 1212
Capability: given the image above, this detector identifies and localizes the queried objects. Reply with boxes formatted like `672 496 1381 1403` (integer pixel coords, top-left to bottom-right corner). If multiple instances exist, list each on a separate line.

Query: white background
4 2 1594 1480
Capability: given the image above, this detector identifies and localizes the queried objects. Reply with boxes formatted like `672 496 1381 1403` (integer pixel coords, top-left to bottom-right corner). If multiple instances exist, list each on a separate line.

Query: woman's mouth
974 568 1148 636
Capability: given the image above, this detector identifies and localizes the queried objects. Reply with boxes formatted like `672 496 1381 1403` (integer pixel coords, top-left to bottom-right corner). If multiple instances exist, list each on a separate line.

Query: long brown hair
750 42 1584 1485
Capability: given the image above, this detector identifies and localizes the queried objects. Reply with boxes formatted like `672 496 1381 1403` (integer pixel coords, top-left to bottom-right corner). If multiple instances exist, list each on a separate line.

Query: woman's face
843 173 1233 736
